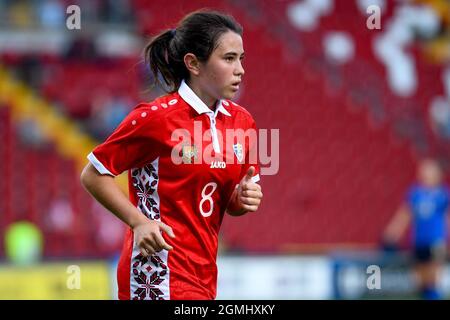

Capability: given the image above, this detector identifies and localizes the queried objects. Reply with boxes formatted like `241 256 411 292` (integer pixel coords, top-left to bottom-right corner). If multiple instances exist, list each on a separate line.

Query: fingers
240 166 256 186
139 241 157 258
239 187 262 206
240 184 261 198
239 203 259 212
240 181 261 191
238 180 262 213
239 188 262 204
239 195 261 206
139 235 172 258
158 222 176 238
136 221 175 258
245 166 255 180
153 232 174 251
241 189 262 198
139 247 149 257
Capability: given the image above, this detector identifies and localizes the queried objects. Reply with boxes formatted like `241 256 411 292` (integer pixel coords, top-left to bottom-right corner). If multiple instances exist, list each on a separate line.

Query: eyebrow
224 52 245 57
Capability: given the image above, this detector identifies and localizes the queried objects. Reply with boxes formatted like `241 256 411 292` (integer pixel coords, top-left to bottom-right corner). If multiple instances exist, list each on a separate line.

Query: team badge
233 143 244 163
182 145 198 164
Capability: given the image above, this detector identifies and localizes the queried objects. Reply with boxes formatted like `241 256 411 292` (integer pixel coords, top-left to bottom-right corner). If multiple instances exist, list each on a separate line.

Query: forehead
214 31 244 54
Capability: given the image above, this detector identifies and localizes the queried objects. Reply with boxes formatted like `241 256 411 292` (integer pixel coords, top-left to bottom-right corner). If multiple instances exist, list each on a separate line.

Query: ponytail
144 29 186 93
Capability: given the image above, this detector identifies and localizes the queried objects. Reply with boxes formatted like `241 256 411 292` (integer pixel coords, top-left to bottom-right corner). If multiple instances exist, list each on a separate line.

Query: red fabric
91 92 259 299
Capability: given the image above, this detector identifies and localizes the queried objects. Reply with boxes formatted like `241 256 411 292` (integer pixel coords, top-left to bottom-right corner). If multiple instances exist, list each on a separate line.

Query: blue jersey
407 184 449 246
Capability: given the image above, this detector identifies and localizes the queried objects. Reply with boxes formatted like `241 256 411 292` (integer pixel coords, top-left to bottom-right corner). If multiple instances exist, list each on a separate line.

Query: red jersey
88 80 260 300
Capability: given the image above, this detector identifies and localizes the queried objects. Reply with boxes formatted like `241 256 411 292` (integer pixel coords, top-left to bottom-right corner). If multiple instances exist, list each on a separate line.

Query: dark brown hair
144 10 243 92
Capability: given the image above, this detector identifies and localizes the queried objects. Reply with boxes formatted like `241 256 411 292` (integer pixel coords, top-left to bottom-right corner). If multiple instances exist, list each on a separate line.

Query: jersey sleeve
87 104 164 176
238 116 260 184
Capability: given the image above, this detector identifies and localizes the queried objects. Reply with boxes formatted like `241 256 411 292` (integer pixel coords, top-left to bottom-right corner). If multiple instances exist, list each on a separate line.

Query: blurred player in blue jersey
383 158 449 300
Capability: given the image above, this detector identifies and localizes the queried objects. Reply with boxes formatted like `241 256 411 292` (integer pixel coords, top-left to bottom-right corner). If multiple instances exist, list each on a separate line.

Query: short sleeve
87 104 163 176
238 116 260 184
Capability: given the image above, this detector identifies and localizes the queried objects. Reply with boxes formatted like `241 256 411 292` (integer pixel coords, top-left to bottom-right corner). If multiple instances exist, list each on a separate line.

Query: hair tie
171 29 176 37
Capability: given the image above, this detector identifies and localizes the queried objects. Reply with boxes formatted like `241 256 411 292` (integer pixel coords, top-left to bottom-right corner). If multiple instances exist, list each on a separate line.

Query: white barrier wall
107 253 450 299
216 255 333 300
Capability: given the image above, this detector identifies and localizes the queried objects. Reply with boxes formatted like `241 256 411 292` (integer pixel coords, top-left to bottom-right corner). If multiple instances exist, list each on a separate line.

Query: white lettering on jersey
210 161 226 169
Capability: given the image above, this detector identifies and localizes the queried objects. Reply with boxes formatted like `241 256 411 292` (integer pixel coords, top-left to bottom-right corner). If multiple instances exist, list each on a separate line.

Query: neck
186 79 217 110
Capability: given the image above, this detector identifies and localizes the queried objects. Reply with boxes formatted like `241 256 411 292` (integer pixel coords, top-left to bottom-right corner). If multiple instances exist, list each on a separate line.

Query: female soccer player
80 10 263 300
383 158 449 300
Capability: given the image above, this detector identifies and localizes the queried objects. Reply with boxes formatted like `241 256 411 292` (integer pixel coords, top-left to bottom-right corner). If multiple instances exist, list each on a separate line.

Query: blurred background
1 0 450 299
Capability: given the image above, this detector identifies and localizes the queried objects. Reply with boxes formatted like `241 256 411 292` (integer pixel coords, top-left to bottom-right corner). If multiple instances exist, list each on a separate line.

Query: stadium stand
0 0 449 259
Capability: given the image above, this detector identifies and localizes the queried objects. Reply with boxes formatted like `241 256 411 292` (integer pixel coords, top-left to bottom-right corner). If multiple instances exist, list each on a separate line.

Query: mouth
231 81 241 90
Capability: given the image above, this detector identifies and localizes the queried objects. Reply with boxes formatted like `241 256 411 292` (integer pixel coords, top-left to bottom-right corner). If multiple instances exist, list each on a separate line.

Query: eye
225 56 234 62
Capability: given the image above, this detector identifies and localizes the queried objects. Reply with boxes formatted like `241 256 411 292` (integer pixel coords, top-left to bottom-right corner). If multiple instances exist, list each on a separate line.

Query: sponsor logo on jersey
210 161 226 169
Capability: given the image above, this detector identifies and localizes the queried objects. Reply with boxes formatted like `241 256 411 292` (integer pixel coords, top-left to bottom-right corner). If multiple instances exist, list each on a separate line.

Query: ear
184 53 201 76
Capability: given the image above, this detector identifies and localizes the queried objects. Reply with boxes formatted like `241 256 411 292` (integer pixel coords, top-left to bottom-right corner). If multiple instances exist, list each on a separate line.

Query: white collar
178 80 231 117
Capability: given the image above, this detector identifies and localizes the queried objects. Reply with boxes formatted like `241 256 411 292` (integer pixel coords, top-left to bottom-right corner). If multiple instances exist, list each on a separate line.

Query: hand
237 166 263 212
133 219 175 258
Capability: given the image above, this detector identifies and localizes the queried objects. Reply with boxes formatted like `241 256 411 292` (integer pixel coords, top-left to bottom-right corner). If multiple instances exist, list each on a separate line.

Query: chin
222 90 236 100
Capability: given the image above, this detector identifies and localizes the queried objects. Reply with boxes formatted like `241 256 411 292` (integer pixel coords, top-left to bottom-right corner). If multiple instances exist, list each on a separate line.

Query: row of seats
0 106 124 258
1 0 444 258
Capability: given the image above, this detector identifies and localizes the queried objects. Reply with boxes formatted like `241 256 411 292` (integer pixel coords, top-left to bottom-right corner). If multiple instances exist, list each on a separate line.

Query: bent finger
153 233 173 251
158 222 176 238
240 196 261 206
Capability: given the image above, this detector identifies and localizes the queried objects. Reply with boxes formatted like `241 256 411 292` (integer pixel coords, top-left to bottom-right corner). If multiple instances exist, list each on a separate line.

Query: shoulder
223 100 256 125
126 93 183 125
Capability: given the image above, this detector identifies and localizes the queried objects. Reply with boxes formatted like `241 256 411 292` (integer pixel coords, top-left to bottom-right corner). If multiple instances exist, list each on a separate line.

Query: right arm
383 203 411 244
80 162 175 257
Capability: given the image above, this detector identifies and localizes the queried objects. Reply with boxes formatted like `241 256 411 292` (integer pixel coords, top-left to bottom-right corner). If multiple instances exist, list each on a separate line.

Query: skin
184 30 245 106
80 30 262 258
184 31 262 215
383 159 448 297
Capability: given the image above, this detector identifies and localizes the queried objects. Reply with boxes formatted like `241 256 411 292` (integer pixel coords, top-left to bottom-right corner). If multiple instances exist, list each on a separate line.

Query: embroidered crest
233 143 244 163
182 145 198 164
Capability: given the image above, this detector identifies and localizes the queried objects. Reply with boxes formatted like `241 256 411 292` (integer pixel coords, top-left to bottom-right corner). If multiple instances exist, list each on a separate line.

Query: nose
235 60 245 77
